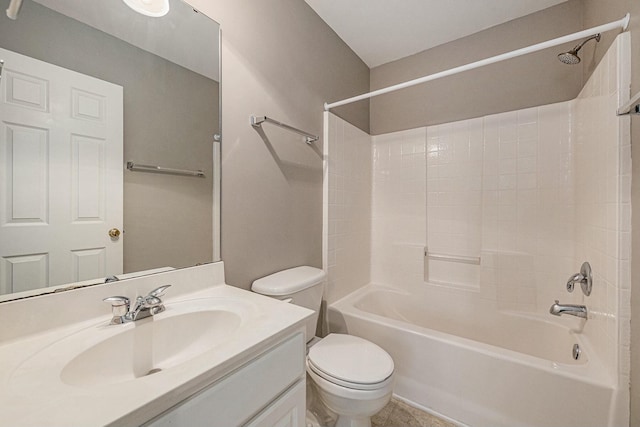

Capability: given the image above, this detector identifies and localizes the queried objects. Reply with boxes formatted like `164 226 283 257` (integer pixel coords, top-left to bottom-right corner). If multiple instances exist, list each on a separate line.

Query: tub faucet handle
566 273 583 292
566 262 592 296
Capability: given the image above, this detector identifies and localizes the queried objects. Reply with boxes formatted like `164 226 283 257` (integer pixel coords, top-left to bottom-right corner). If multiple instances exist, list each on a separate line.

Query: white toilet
252 266 394 427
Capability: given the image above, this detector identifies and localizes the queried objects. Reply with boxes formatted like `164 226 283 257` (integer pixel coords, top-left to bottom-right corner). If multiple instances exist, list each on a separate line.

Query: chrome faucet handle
566 262 592 296
137 294 162 309
103 296 130 324
566 274 583 292
128 285 171 321
148 284 171 298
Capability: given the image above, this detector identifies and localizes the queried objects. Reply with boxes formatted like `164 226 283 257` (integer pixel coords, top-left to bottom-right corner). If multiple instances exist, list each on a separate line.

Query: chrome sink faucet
549 300 587 319
103 285 171 324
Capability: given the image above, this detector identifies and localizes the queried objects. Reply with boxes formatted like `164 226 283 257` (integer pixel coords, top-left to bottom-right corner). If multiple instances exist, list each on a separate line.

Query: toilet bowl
251 267 394 427
307 333 394 427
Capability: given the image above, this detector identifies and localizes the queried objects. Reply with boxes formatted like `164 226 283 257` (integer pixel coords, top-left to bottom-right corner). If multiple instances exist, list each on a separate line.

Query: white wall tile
325 113 372 304
570 34 630 380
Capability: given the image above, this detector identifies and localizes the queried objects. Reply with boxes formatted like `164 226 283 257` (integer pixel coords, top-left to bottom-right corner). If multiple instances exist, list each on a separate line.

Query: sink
8 296 256 391
61 309 242 387
0 264 314 427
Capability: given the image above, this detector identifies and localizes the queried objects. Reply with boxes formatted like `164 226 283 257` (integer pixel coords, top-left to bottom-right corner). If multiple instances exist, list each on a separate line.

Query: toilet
251 266 394 427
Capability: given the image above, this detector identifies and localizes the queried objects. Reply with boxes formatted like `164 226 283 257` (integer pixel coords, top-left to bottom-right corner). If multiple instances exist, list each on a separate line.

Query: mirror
0 0 221 301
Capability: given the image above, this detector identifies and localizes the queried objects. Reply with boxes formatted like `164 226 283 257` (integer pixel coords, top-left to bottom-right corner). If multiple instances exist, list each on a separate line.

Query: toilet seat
307 334 394 391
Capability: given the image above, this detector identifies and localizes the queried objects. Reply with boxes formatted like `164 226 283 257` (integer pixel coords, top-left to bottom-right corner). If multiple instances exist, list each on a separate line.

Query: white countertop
0 263 312 426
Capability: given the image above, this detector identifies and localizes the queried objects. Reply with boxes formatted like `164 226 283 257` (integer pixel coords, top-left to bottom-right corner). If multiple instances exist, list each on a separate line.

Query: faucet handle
104 295 130 308
566 262 592 296
103 296 130 324
566 273 583 292
148 284 171 298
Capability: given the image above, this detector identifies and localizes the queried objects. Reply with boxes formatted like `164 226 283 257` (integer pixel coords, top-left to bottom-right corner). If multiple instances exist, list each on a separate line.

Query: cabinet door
144 333 304 427
245 380 305 427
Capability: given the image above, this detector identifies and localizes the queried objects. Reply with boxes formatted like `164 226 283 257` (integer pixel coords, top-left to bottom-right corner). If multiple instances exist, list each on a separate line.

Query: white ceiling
32 0 219 81
305 0 569 68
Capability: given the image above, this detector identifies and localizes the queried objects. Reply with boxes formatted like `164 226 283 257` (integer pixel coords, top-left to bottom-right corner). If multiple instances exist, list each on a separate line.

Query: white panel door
0 47 123 294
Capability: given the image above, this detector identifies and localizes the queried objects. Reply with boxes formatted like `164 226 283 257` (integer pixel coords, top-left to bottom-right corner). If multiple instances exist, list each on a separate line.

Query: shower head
557 51 581 65
557 33 601 65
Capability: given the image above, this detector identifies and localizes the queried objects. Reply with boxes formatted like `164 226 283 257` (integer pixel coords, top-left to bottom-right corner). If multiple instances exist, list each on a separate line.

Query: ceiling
304 0 569 68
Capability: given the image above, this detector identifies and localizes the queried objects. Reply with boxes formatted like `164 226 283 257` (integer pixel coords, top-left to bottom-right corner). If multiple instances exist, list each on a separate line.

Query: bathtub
328 283 618 427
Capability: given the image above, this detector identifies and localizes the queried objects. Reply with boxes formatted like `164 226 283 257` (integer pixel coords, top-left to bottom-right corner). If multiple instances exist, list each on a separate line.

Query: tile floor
306 376 456 427
372 398 457 427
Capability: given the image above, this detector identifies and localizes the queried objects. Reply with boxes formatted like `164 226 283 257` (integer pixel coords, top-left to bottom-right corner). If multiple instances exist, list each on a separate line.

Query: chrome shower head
557 33 601 65
557 51 581 64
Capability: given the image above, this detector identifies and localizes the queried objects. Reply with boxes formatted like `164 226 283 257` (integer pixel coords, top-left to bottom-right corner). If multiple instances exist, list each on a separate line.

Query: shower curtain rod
324 14 630 111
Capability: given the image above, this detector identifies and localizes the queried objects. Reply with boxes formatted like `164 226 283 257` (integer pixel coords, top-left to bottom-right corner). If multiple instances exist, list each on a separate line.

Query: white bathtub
328 283 618 427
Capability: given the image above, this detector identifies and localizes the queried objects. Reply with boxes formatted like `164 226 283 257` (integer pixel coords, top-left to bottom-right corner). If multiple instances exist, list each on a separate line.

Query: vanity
0 262 312 426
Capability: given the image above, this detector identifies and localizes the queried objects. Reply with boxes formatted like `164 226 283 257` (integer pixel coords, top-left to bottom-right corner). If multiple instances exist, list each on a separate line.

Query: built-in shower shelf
424 250 480 265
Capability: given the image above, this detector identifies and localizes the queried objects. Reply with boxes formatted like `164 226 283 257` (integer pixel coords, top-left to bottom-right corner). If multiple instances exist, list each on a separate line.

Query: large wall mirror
0 0 221 302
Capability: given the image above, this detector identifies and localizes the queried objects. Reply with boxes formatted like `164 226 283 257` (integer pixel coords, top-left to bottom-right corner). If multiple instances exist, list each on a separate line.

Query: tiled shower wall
323 113 372 304
426 119 483 287
480 103 574 312
572 34 631 398
371 128 426 288
371 103 575 311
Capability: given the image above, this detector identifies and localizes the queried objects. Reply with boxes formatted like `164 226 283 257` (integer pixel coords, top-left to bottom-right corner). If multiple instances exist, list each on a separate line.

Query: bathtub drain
572 344 581 361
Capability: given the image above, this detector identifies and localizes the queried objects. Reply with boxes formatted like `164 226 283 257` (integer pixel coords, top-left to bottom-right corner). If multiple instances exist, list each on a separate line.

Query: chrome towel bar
250 115 319 144
126 161 205 177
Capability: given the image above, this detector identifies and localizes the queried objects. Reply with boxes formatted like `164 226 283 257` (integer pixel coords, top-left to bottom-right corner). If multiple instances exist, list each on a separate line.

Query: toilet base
305 410 321 427
335 414 371 427
307 363 392 427
306 374 338 427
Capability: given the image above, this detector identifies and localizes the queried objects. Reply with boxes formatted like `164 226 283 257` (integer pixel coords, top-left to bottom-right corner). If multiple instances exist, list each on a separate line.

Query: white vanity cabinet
145 333 306 427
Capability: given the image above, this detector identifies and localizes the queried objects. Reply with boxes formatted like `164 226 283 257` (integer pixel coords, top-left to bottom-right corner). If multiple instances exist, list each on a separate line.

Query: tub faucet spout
549 300 587 319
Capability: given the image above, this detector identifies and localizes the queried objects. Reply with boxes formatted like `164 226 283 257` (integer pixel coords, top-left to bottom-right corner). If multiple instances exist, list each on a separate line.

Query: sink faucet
549 300 587 319
103 285 171 324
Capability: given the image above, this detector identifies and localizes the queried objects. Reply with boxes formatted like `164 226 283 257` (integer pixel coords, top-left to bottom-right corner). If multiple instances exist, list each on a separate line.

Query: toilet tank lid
252 266 326 296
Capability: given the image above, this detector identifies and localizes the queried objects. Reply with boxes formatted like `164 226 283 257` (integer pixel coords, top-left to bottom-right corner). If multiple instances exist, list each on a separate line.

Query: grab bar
0 60 4 83
126 161 205 177
250 115 319 144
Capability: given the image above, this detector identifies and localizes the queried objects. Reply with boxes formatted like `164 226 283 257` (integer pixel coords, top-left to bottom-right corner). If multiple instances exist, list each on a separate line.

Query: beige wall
186 0 370 290
369 1 584 135
0 0 217 277
581 3 640 424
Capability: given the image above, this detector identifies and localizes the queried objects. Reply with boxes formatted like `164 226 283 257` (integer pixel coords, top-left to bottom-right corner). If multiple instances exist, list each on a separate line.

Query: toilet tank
251 266 325 342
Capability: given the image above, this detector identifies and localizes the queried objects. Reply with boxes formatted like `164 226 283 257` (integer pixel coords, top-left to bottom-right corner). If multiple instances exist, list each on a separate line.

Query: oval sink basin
61 309 241 387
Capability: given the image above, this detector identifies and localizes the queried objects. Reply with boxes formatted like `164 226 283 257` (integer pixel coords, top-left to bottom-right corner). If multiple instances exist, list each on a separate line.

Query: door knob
108 228 121 239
